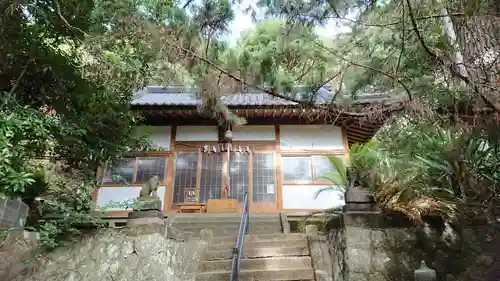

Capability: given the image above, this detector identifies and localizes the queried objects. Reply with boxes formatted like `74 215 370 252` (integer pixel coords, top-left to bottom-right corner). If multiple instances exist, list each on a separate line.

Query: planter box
344 186 377 212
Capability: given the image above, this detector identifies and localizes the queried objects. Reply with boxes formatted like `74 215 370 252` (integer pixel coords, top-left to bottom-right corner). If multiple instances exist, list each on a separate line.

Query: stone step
211 233 306 245
169 213 281 221
201 256 312 272
171 217 281 223
174 226 283 236
172 224 282 231
209 236 308 251
171 221 281 229
206 246 310 260
196 268 315 281
169 212 280 219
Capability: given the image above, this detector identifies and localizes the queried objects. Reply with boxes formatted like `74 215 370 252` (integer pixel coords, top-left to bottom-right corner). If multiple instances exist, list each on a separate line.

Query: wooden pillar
195 148 202 202
275 125 283 211
164 126 176 211
221 143 231 200
341 127 349 153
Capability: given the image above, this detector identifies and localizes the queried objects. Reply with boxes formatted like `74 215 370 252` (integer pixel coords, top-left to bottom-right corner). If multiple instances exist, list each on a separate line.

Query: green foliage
313 155 348 199
0 0 158 250
0 0 497 244
314 140 380 199
0 95 58 196
363 119 500 223
224 19 335 96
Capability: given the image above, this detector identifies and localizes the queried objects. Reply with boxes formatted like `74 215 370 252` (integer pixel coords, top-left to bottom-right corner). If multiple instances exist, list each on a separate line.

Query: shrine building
93 86 401 216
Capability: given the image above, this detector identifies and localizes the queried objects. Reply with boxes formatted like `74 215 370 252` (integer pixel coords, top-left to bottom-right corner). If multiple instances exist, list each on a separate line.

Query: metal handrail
229 192 249 281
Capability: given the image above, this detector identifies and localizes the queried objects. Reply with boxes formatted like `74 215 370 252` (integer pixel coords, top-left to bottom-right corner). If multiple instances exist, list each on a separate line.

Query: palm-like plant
314 140 379 199
313 155 348 199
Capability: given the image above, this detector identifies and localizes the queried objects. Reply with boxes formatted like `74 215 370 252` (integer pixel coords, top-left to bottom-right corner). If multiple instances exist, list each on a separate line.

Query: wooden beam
195 148 202 203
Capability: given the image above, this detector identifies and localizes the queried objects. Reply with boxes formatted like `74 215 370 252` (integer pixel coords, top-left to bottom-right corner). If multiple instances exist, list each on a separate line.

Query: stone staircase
166 213 316 281
166 213 284 237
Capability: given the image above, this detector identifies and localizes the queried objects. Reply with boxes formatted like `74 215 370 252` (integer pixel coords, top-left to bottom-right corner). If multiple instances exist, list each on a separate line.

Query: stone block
345 248 372 273
371 250 391 271
128 210 163 219
343 212 413 228
280 212 291 234
308 234 333 278
371 229 388 249
344 226 372 249
133 196 162 211
200 229 214 242
127 217 165 227
306 224 319 235
346 272 370 281
345 202 378 212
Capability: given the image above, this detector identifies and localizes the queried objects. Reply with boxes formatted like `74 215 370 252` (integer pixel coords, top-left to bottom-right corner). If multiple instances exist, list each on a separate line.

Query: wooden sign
202 143 251 154
184 188 196 203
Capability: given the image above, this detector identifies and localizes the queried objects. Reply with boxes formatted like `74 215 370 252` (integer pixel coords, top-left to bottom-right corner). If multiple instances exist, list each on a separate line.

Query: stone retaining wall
309 212 500 281
6 225 211 281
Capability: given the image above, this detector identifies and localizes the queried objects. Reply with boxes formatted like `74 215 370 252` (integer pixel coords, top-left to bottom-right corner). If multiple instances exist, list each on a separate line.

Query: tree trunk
450 2 500 108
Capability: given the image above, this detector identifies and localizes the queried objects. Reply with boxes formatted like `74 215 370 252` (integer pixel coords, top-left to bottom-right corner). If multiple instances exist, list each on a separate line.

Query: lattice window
228 153 249 202
135 157 167 183
252 153 276 202
199 153 223 203
173 153 198 203
102 158 135 184
102 157 168 185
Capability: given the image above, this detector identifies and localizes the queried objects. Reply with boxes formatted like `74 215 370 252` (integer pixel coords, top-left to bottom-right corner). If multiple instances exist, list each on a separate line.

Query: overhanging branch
405 0 500 114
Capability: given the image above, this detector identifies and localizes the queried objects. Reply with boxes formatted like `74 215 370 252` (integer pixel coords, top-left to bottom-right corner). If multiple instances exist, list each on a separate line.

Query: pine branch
309 71 342 103
405 0 500 114
164 39 305 104
161 36 407 117
10 58 34 94
330 13 467 28
52 0 88 37
311 40 413 101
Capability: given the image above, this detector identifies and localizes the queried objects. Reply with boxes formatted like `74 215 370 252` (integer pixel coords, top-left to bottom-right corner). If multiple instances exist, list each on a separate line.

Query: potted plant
316 140 379 211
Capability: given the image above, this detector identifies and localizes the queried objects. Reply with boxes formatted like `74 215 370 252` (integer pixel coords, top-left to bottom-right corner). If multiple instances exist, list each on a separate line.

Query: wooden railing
229 192 249 281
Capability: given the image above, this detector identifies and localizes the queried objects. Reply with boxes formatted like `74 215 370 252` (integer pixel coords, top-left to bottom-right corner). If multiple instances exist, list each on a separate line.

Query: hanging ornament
224 129 233 142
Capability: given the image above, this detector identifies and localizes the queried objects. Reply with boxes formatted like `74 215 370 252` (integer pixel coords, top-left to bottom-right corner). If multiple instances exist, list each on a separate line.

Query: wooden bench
176 203 206 213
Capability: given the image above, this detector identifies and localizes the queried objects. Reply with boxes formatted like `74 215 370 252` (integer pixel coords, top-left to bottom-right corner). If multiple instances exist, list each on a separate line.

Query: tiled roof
131 85 391 106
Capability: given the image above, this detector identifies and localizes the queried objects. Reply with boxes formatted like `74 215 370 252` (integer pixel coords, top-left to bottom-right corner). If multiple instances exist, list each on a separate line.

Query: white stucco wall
232 125 275 141
95 186 166 211
282 185 345 210
135 126 172 150
176 126 218 141
279 125 344 151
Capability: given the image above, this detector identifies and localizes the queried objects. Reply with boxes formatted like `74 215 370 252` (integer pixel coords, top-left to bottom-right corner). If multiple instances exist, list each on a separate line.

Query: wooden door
249 152 278 212
228 152 278 212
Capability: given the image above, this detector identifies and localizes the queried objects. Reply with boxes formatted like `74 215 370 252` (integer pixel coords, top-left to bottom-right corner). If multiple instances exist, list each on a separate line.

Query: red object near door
225 184 230 191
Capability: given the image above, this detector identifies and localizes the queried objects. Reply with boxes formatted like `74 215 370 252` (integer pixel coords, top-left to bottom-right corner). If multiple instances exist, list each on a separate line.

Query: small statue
139 175 159 198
